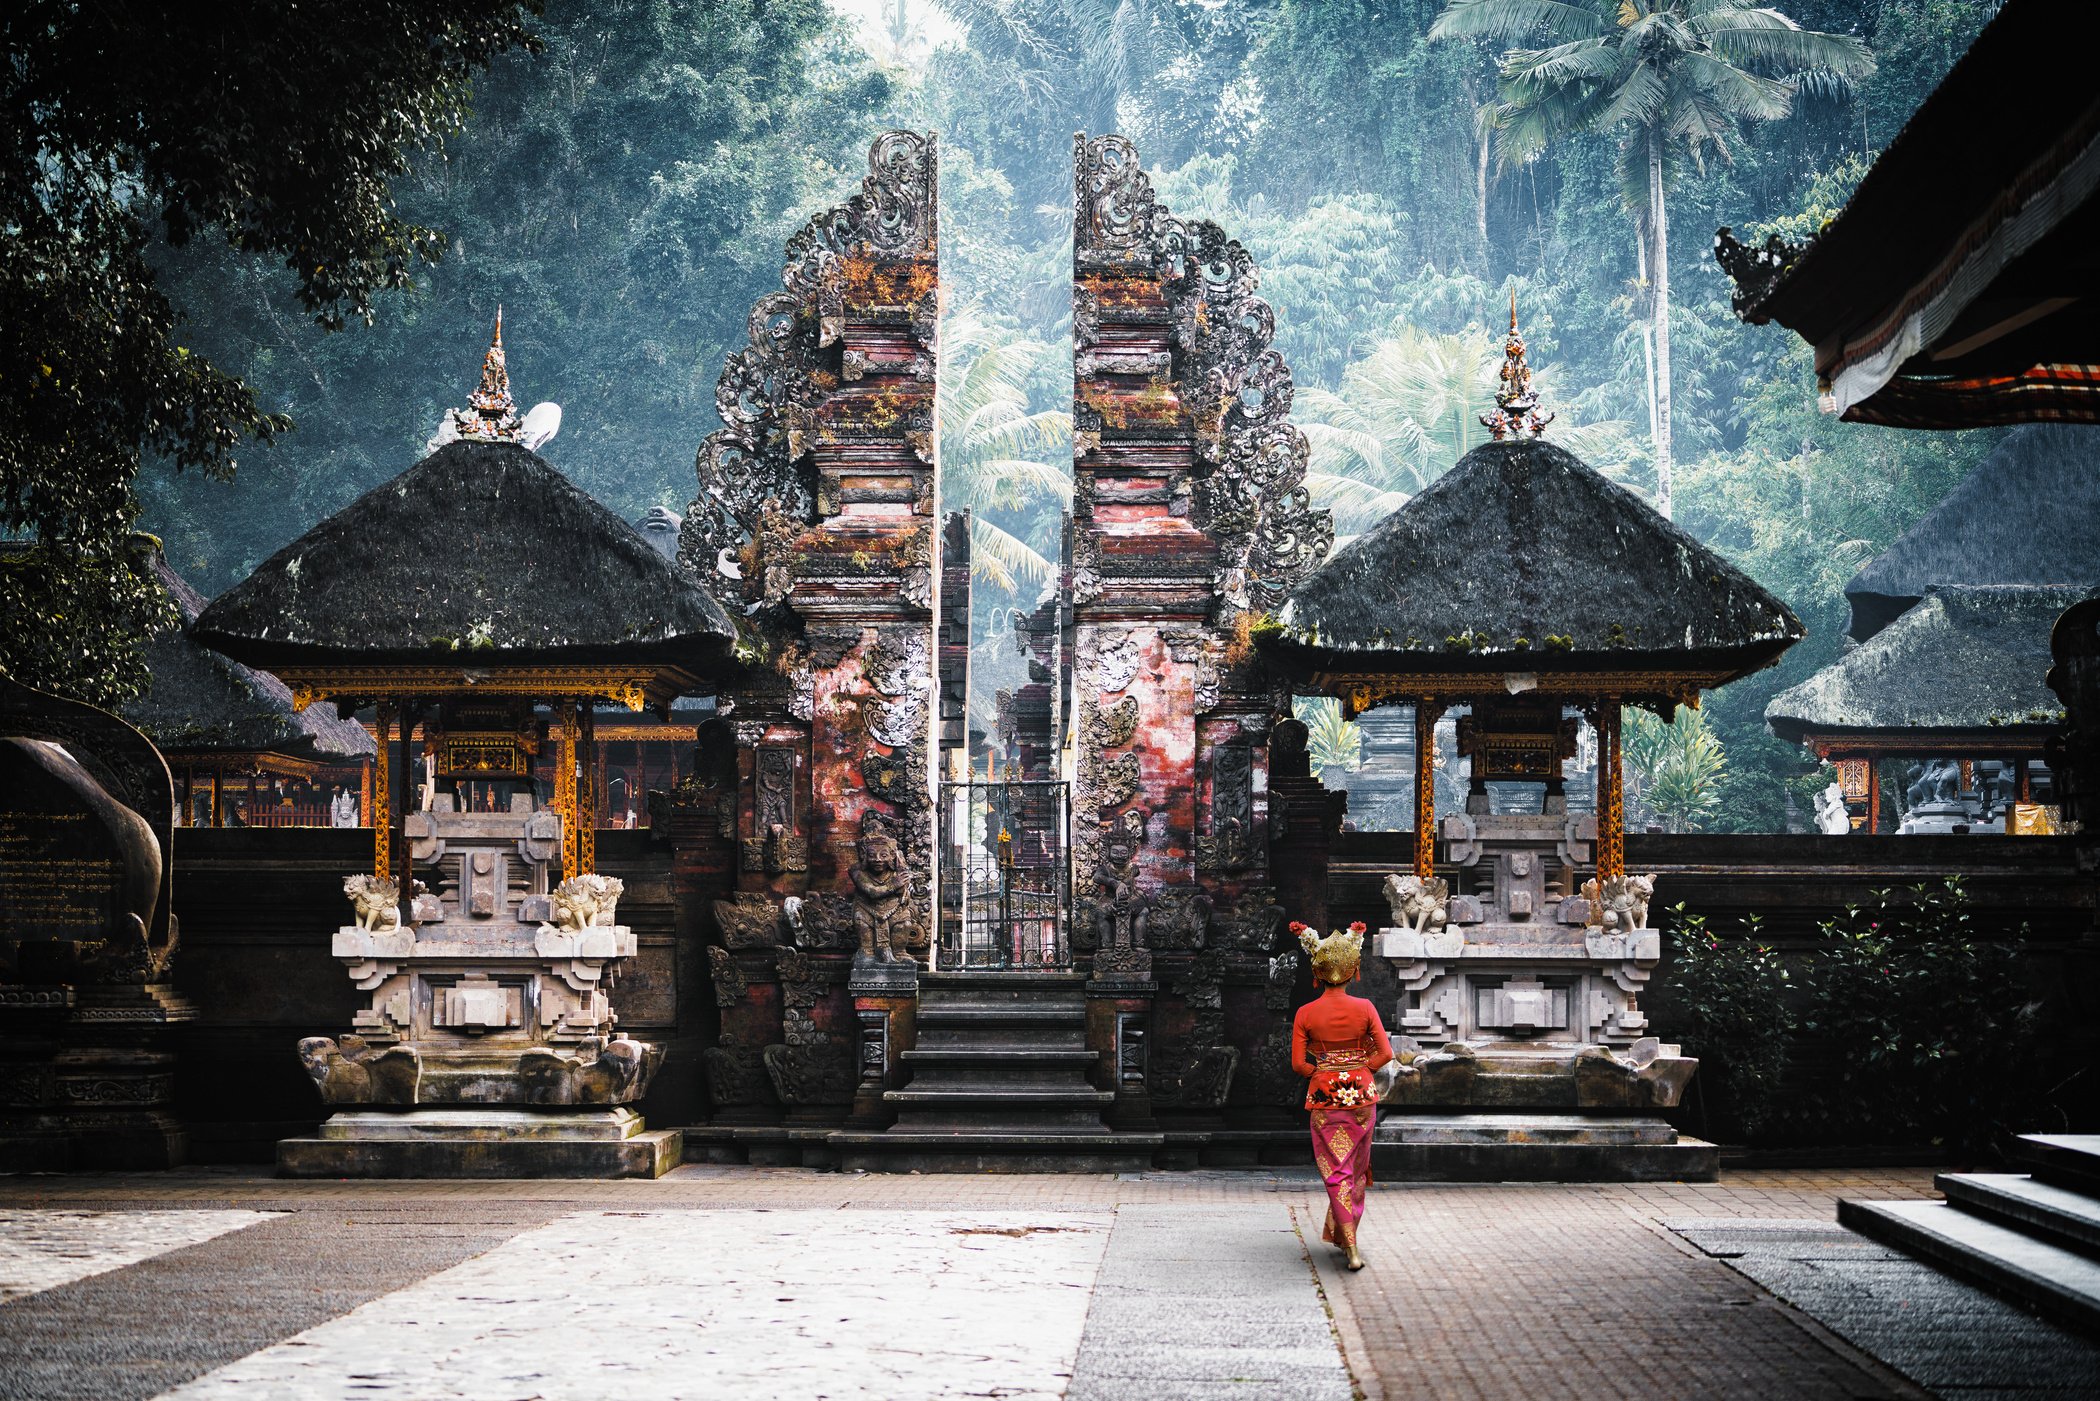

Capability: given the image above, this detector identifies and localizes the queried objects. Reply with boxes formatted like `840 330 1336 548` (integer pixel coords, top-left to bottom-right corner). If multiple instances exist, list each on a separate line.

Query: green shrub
1666 904 1793 1136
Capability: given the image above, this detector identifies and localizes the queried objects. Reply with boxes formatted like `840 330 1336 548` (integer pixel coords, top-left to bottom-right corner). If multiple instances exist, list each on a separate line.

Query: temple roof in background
1844 424 2100 641
1717 0 2100 428
1269 438 1802 694
124 548 374 761
1766 585 2078 748
194 440 735 673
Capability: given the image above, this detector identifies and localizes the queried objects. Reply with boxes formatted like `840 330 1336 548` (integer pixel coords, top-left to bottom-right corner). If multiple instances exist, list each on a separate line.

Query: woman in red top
1291 920 1393 1271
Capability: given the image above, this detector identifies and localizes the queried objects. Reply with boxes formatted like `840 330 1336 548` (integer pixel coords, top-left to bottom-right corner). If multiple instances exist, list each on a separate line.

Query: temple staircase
1841 1134 2100 1333
831 971 1163 1172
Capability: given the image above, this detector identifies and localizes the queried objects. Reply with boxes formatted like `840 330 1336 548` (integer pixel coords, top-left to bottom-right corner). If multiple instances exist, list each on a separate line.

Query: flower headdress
1292 920 1367 985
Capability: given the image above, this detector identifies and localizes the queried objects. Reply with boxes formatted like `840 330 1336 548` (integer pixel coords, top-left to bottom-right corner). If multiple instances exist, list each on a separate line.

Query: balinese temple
1764 424 2098 833
191 319 738 1176
1264 309 1803 1178
1768 587 2072 833
125 542 375 828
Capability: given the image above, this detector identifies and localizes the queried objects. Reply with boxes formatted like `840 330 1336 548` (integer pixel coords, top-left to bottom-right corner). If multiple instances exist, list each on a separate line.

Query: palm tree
1430 0 1873 519
1625 706 1728 832
936 305 1071 594
1300 324 1630 538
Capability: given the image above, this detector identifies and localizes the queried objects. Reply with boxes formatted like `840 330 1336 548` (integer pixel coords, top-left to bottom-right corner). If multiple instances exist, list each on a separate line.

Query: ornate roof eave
278 664 710 716
1309 666 1750 720
1793 723 2062 758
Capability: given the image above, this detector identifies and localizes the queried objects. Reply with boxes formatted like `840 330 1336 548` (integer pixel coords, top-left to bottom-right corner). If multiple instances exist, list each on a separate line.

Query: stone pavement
0 1165 2085 1400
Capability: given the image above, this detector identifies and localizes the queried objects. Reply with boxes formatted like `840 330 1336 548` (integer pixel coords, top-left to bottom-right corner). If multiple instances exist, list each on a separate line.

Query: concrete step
902 1048 1099 1067
831 1128 1163 1174
917 1006 1085 1026
2012 1134 2100 1195
1940 1172 2100 1256
887 1086 1115 1109
1840 1197 2100 1334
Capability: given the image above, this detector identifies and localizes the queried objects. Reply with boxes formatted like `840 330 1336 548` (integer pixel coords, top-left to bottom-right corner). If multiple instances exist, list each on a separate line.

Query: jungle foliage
20 0 2013 828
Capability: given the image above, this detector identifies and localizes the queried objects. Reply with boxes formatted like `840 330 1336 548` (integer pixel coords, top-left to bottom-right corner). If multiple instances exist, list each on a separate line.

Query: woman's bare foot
1345 1245 1365 1271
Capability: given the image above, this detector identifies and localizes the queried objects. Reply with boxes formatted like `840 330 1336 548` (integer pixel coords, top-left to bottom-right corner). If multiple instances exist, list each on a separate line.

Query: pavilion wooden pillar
360 754 374 829
577 703 598 875
209 768 223 829
392 700 418 923
1414 697 1444 880
2018 757 2034 804
180 764 194 828
557 698 580 880
1866 756 1882 836
1596 702 1625 881
372 703 394 876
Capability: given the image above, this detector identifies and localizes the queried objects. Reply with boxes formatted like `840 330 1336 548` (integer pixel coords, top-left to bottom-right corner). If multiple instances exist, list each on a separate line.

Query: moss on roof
194 441 734 670
1766 585 2084 743
1270 438 1802 679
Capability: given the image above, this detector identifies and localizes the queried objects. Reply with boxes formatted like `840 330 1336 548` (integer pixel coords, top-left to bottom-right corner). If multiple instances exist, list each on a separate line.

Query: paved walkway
0 1166 2091 1400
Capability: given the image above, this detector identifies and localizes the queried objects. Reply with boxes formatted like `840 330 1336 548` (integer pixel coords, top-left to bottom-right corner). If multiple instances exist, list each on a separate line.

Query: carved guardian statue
1382 872 1450 935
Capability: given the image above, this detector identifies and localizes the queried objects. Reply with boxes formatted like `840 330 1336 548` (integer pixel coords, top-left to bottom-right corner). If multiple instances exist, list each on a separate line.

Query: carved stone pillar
846 958 917 1128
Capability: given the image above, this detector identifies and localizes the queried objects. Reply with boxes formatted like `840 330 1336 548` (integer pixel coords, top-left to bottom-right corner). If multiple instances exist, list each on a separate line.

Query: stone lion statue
343 874 403 932
552 874 625 931
1581 873 1655 932
1382 872 1450 934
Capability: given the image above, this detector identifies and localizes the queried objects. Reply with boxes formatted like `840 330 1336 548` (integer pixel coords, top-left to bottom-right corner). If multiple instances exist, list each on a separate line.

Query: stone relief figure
1906 758 1961 808
518 1036 651 1106
849 810 917 963
1581 874 1655 932
550 874 625 931
1814 781 1852 835
343 875 404 932
1382 873 1450 935
1092 807 1152 971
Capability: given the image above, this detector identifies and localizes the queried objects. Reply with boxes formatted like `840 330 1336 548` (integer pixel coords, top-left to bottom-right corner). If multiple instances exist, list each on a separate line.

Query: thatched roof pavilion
1769 586 2073 753
1843 424 2100 641
197 322 739 890
1267 350 1802 882
194 438 735 705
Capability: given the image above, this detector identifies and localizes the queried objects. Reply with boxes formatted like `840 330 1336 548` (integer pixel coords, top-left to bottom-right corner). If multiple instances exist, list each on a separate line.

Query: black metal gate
938 779 1071 969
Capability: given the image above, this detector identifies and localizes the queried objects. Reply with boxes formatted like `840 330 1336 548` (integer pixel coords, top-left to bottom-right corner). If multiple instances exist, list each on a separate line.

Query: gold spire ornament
1294 920 1368 986
1479 291 1555 441
452 308 524 443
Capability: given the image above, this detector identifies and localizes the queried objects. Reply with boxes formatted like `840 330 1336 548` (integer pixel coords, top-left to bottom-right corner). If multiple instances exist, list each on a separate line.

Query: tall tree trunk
1475 126 1491 270
1648 129 1674 520
1636 230 1657 448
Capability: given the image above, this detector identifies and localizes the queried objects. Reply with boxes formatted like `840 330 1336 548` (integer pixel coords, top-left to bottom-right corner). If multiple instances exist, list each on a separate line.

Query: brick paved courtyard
1 1166 2094 1400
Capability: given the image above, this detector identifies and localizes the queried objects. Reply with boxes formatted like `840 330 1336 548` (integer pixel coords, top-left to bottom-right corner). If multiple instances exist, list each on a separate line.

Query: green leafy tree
936 307 1072 595
1 1 540 706
1626 705 1728 832
1293 698 1363 784
1430 0 1873 519
1665 904 1793 1136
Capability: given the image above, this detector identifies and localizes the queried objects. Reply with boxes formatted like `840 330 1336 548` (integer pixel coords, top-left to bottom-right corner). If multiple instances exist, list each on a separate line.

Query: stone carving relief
1383 873 1451 935
861 690 927 749
1197 743 1252 871
705 945 750 1008
743 746 808 875
1087 694 1139 749
1090 808 1152 979
849 811 921 963
1097 753 1142 812
712 891 785 950
1073 133 1333 616
764 945 857 1108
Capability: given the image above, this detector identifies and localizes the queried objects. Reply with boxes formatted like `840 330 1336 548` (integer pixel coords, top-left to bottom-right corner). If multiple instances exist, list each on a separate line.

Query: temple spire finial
1480 292 1555 441
452 307 523 444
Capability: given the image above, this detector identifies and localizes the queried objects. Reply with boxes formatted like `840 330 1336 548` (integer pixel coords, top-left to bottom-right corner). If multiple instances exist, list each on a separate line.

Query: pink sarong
1310 1105 1376 1249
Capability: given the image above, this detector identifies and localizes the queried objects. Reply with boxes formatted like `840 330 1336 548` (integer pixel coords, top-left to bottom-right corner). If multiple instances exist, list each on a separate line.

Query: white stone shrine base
160 1209 1113 1401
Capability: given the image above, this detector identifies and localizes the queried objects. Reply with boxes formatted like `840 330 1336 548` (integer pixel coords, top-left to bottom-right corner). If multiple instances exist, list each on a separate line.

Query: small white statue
1814 781 1851 835
344 874 403 932
330 788 360 829
1581 873 1655 932
1382 872 1450 934
552 874 625 932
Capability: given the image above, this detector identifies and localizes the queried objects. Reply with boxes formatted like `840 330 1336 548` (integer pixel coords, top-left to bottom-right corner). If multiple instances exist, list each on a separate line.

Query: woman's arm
1291 1011 1317 1078
1364 1001 1395 1071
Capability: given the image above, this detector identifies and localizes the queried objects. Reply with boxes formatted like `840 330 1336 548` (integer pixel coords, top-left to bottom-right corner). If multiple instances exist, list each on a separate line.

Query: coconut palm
1294 697 1363 785
936 305 1071 594
1430 0 1873 520
1300 325 1631 537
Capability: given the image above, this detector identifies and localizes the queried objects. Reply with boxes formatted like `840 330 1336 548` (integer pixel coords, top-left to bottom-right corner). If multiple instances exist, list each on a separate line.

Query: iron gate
938 779 1071 969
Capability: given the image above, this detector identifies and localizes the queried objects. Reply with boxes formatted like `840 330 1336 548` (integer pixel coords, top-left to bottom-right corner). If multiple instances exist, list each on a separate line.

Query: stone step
2011 1134 2100 1195
886 1086 1116 1110
902 1048 1099 1067
830 1129 1163 1174
1840 1197 2100 1334
1939 1173 2100 1256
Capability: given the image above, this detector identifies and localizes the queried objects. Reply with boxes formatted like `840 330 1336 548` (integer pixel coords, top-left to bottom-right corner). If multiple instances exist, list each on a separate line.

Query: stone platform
276 1108 682 1180
1372 1113 1719 1182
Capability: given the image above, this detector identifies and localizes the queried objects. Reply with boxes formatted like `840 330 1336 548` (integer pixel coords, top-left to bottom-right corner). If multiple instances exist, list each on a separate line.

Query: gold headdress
1293 920 1367 985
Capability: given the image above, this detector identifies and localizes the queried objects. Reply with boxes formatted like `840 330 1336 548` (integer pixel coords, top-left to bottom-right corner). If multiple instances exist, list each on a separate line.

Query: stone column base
277 1107 682 1179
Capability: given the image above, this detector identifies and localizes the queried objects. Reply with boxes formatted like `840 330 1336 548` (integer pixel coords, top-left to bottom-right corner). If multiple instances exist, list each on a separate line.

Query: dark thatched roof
123 549 374 760
1845 424 2100 641
194 441 735 670
1270 438 1802 680
1767 586 2081 745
